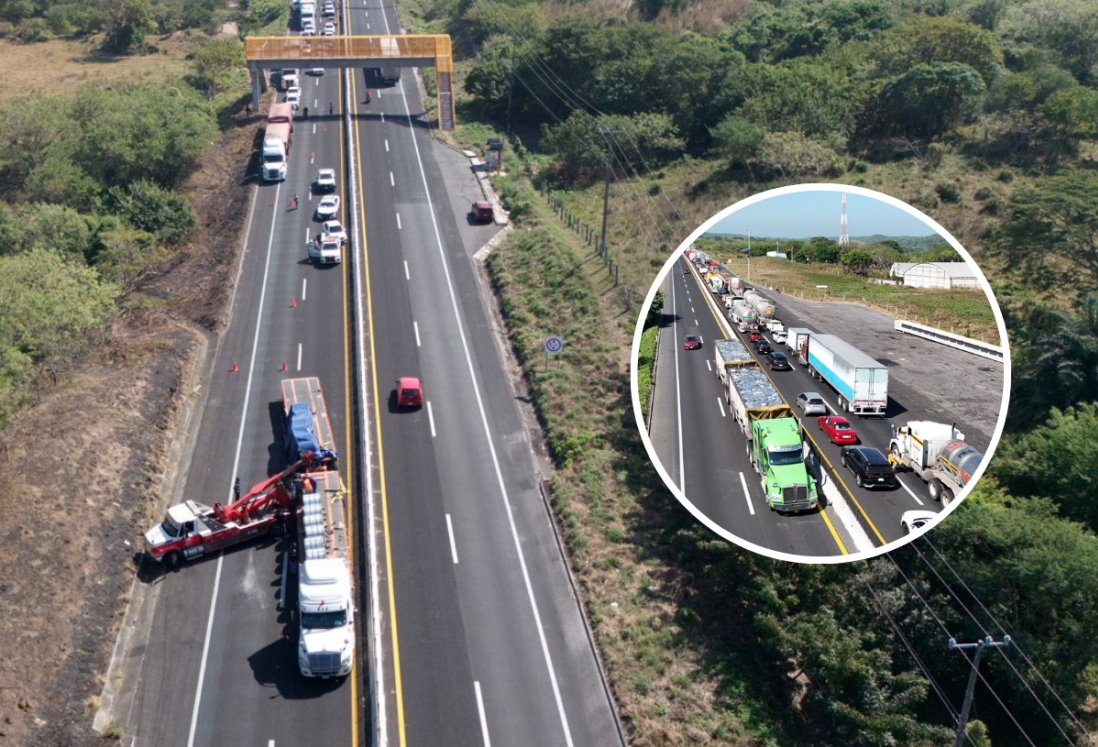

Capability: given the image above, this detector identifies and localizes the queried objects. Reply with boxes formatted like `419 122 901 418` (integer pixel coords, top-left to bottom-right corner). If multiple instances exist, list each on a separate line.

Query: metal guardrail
893 319 1004 362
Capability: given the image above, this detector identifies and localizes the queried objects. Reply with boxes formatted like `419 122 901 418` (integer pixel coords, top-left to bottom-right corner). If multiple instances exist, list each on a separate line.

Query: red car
747 331 763 343
818 415 859 445
682 334 702 350
396 376 424 408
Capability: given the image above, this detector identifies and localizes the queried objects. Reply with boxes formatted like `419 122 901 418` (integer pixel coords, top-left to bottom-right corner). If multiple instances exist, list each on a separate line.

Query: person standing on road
328 101 334 116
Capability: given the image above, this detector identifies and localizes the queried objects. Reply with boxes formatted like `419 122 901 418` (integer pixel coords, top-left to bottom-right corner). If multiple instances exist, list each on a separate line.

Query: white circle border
628 183 1013 565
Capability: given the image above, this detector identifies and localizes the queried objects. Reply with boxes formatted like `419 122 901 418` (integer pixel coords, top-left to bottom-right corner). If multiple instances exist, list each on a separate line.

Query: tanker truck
888 421 983 505
744 288 775 318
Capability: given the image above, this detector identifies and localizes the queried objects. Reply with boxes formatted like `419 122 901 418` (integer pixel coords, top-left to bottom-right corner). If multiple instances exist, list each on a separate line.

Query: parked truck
282 376 337 464
722 362 818 513
705 271 725 295
744 288 776 318
800 334 888 416
727 275 744 296
294 468 355 678
144 450 334 569
888 421 982 505
730 299 758 330
262 103 294 182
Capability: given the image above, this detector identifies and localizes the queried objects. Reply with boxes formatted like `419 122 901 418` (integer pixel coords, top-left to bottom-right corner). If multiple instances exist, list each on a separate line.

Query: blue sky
708 191 934 239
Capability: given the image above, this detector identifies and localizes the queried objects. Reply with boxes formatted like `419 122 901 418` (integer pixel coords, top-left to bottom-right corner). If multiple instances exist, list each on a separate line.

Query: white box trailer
804 334 888 416
786 327 813 354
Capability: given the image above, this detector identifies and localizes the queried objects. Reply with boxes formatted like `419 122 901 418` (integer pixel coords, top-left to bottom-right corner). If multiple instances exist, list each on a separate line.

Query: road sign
545 336 564 355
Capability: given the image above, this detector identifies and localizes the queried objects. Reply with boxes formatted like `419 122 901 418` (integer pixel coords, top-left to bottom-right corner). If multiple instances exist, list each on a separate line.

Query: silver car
796 391 828 416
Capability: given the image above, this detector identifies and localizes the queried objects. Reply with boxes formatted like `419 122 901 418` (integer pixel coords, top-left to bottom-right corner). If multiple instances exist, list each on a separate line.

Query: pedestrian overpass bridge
245 34 455 129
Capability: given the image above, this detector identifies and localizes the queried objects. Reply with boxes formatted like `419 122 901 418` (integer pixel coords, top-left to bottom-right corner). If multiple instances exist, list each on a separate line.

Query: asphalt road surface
648 257 1005 560
115 2 622 745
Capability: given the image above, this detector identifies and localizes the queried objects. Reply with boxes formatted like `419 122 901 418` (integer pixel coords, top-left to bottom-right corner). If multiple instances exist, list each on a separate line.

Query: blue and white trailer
802 334 888 416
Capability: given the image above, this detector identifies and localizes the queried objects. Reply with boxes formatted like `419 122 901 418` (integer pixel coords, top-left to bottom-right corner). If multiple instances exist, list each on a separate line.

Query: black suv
766 351 791 370
839 446 898 489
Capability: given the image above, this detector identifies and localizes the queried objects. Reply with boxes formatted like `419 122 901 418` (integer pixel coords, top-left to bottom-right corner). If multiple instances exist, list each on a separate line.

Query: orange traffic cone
281 360 288 372
230 360 239 374
290 298 297 309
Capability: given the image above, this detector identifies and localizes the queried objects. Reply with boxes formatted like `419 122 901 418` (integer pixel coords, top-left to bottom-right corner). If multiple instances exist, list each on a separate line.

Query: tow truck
144 449 335 569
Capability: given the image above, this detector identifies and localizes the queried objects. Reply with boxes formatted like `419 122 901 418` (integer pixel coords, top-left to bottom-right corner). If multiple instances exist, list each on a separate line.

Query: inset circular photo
631 184 1010 563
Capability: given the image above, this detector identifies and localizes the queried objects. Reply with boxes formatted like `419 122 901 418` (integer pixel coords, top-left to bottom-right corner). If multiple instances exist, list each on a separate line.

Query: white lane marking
403 260 410 280
305 227 311 242
385 138 390 152
691 306 695 313
396 212 402 230
427 401 437 437
302 277 307 301
739 472 756 516
279 551 288 611
312 122 316 135
187 177 284 747
366 22 370 29
474 681 491 747
898 477 925 506
445 514 459 564
705 359 711 373
413 321 421 347
672 282 685 497
380 112 385 124
694 318 699 326
269 740 275 747
386 27 576 741
717 398 726 418
389 171 395 187
296 342 303 371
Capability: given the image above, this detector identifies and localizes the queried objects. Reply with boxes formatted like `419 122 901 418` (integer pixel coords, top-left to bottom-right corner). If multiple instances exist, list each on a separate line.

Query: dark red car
818 415 859 445
470 200 494 223
747 331 763 343
682 334 702 350
396 376 424 408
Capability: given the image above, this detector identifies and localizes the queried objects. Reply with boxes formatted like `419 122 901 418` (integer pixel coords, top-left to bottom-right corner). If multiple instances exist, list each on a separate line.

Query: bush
107 180 197 246
14 17 50 41
935 182 962 203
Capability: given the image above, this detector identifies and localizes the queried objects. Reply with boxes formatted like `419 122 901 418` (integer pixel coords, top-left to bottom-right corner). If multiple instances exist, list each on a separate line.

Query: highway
116 1 622 745
648 256 1002 559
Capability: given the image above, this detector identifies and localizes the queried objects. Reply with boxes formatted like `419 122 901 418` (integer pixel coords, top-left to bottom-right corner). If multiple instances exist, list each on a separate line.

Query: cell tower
838 192 847 244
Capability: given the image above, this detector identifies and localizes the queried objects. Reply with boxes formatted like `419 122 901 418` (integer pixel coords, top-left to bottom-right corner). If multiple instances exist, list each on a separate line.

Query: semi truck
888 421 983 505
801 334 888 416
744 288 775 318
730 299 757 330
281 376 355 678
294 468 355 678
727 275 744 295
143 451 334 569
705 271 725 295
722 361 818 513
262 103 294 182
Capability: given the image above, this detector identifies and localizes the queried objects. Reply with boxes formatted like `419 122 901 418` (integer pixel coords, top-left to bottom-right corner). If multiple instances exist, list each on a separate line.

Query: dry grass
0 34 195 103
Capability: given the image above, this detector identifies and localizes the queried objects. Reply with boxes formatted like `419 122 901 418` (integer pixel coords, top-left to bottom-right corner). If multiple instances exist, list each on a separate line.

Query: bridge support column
250 65 262 114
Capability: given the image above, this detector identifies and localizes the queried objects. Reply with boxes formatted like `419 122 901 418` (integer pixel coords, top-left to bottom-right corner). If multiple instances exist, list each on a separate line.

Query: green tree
107 179 197 245
748 131 841 179
191 37 245 96
874 63 986 139
987 171 1098 291
464 38 517 117
101 0 151 53
879 15 1003 83
708 114 765 167
840 248 873 275
541 110 683 186
1003 0 1098 82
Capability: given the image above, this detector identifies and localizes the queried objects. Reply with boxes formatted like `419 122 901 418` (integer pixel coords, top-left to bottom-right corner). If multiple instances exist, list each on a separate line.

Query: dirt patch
0 112 258 744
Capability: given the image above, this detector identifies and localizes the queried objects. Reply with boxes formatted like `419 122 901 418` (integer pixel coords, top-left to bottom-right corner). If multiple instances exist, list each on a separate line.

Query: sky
708 191 935 240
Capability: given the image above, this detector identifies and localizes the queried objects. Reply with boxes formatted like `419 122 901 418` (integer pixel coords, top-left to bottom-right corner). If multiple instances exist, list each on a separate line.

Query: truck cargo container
889 421 982 505
801 334 888 416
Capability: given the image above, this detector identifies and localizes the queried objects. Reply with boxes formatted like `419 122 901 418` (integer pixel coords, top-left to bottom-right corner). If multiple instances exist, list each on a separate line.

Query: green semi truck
718 344 818 513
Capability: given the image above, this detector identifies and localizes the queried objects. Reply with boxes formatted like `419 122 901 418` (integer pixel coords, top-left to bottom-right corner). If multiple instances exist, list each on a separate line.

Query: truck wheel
166 551 181 570
929 479 943 502
942 489 954 506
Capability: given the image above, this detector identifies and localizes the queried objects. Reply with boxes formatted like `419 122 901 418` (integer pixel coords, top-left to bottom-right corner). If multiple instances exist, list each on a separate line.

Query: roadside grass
714 258 1000 342
0 35 193 102
484 151 795 745
636 324 658 423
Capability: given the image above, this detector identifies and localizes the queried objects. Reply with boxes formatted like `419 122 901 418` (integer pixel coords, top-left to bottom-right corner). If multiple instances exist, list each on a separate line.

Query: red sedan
682 334 702 350
396 376 424 408
747 331 763 343
818 415 859 445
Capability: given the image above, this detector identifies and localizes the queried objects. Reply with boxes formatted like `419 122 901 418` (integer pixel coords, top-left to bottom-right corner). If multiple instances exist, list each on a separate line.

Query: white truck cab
297 557 354 677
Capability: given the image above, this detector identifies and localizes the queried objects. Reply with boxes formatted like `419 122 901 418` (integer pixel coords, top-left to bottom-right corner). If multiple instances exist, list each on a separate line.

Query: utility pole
949 635 1011 747
597 127 617 260
506 43 514 138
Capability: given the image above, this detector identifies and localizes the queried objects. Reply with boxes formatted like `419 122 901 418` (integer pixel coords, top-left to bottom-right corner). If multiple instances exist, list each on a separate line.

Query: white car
772 330 788 345
901 510 939 535
309 66 325 75
281 69 299 89
323 1 336 15
301 20 317 35
315 195 341 220
796 391 828 416
308 235 342 265
323 21 336 35
285 90 301 110
322 220 347 244
314 168 337 192
286 84 301 99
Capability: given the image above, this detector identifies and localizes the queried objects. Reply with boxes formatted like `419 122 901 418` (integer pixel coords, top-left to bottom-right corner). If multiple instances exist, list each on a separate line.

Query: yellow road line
336 84 361 747
348 66 408 747
807 439 888 546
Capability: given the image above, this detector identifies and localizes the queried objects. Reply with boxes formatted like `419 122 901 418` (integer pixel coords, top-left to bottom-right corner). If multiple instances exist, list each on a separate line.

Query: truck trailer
295 469 355 678
262 103 294 182
713 339 753 388
282 376 337 464
786 327 813 354
801 334 888 416
888 421 983 505
744 289 775 318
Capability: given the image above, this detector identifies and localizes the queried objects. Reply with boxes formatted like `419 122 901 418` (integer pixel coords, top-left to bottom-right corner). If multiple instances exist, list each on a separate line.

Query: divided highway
116 1 622 745
648 256 999 559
